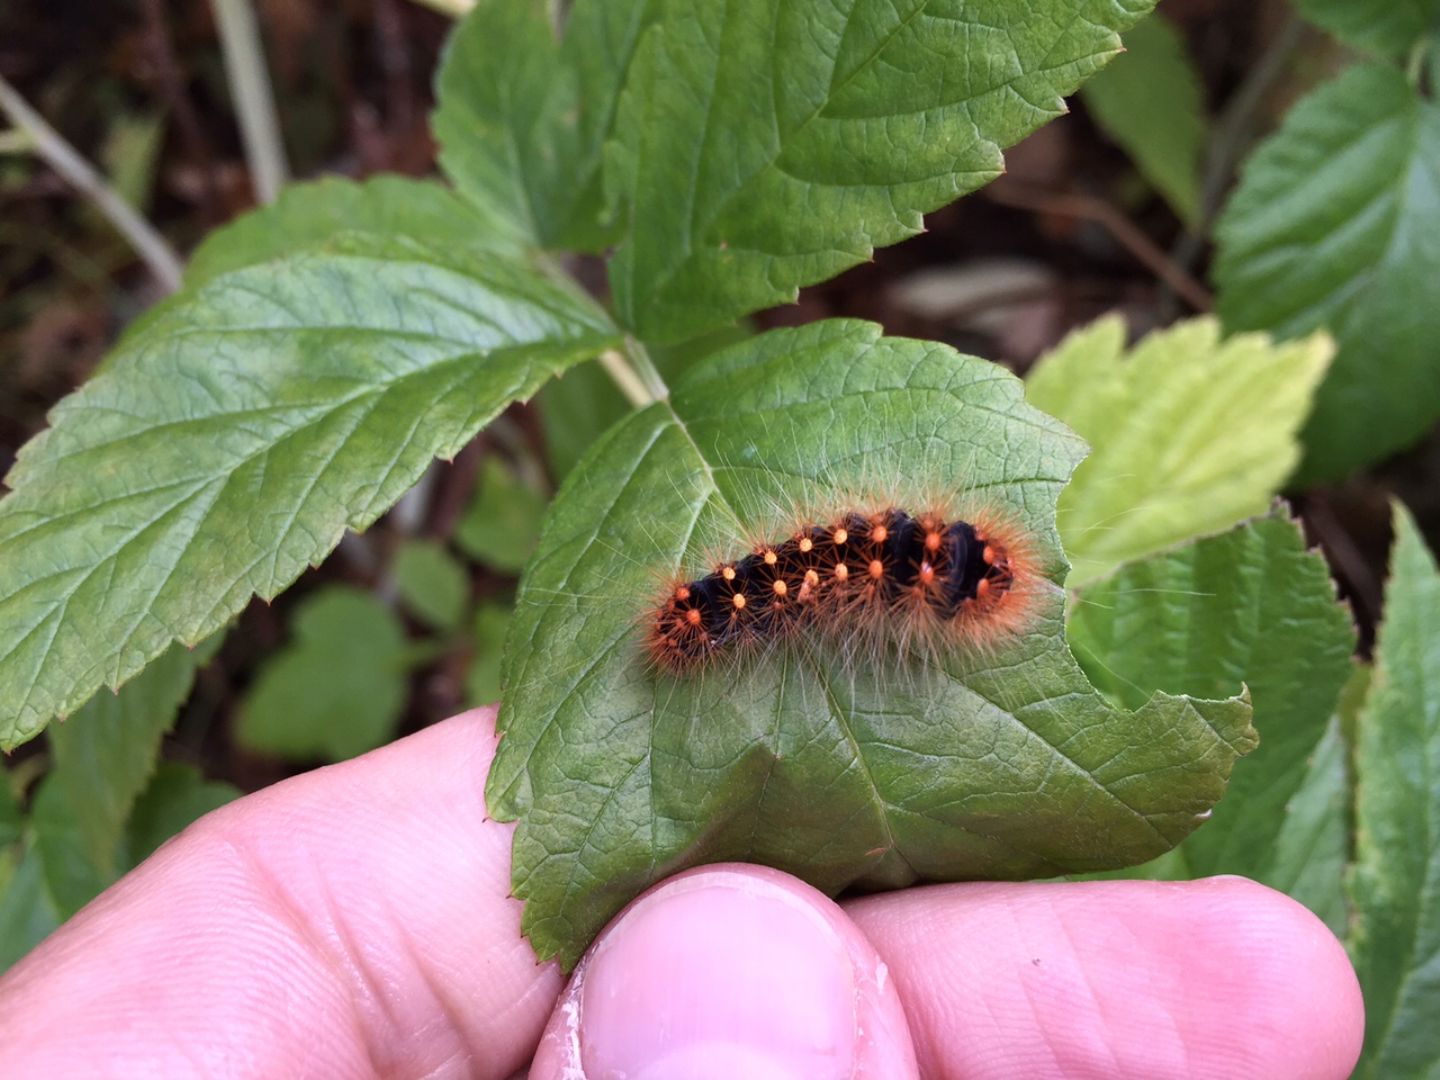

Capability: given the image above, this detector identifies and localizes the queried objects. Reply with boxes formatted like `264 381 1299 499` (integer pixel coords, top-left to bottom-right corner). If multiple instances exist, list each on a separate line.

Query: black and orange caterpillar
647 506 1034 673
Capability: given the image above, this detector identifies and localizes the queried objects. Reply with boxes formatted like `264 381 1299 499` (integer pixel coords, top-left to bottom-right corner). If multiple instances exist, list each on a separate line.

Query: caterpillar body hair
645 501 1041 675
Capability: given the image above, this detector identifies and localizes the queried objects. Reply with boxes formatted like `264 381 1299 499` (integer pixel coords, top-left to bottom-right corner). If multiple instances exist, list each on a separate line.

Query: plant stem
404 0 474 16
0 75 184 292
210 0 289 203
623 336 669 400
598 348 656 408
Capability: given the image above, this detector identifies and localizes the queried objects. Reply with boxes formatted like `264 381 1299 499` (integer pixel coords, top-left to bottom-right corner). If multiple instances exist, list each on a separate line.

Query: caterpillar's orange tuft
645 504 1041 674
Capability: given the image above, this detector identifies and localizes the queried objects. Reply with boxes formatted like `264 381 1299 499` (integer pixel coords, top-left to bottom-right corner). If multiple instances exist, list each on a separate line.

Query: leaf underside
490 320 1255 968
1068 506 1356 927
1349 506 1440 1078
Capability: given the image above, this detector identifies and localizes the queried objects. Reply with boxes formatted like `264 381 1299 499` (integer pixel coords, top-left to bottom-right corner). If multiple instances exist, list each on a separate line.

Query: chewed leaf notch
488 320 1257 968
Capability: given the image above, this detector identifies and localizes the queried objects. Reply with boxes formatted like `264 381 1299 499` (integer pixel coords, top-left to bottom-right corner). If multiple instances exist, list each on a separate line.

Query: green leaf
538 323 753 481
0 233 619 749
1268 714 1350 935
127 763 241 864
1026 315 1332 589
457 457 548 573
28 775 111 919
47 643 205 879
186 175 521 287
465 601 512 706
237 587 409 762
1068 507 1356 922
607 0 1160 343
1349 504 1440 1078
1215 64 1440 482
1294 0 1440 59
434 0 656 250
0 848 60 973
1080 14 1206 224
394 539 470 632
491 319 1255 968
0 773 21 852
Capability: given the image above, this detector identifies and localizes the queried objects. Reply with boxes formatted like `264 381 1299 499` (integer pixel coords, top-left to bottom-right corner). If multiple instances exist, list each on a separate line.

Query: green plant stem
405 0 474 16
0 75 183 292
623 337 669 399
210 0 289 203
598 348 657 408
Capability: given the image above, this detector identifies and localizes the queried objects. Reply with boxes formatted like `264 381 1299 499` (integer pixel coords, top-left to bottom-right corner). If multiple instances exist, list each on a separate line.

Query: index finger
0 707 557 1079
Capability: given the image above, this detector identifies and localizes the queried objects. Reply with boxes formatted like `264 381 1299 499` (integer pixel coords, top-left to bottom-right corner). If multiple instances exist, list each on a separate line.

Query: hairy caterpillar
646 503 1040 674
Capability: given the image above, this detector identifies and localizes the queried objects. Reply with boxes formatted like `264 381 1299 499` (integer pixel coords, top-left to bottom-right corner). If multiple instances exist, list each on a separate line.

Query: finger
531 864 918 1079
845 877 1364 1079
0 707 559 1080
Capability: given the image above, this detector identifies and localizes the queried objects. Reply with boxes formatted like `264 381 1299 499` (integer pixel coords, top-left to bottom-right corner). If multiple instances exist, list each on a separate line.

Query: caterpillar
646 504 1039 674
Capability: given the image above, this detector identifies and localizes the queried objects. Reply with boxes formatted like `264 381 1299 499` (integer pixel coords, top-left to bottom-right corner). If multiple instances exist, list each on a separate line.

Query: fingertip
532 864 917 1079
847 876 1365 1080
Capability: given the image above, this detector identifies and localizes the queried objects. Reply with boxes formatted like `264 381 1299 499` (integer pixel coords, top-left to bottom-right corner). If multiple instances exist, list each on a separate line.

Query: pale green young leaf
457 457 547 573
434 0 656 250
1215 64 1440 482
492 320 1255 968
1349 505 1440 1078
1068 507 1355 925
1026 315 1332 588
48 643 205 880
607 0 1160 343
394 540 470 632
0 234 618 749
1081 14 1206 224
1294 0 1440 59
237 587 409 762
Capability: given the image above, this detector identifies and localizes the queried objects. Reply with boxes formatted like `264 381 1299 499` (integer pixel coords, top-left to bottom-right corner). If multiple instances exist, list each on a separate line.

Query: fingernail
578 870 861 1079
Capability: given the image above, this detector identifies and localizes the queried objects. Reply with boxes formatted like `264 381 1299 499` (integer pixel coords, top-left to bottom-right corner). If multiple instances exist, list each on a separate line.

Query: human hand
0 707 1363 1078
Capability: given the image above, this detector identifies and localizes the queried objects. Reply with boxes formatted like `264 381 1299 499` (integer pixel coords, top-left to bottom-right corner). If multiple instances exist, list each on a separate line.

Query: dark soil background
3 0 1435 787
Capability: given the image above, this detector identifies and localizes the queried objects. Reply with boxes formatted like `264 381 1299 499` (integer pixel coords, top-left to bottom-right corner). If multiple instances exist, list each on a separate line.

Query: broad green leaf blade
1294 0 1440 59
0 235 619 749
1026 315 1332 588
186 175 520 287
492 320 1255 968
394 539 470 632
434 0 655 251
48 643 205 879
607 0 1160 343
0 848 60 973
1268 714 1350 935
1080 14 1206 224
29 775 110 919
1350 505 1440 1078
237 587 409 762
127 763 241 864
1068 507 1356 923
457 457 548 573
1215 64 1440 482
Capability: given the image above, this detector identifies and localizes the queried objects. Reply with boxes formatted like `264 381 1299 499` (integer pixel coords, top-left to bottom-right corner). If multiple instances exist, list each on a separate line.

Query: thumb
529 864 917 1079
